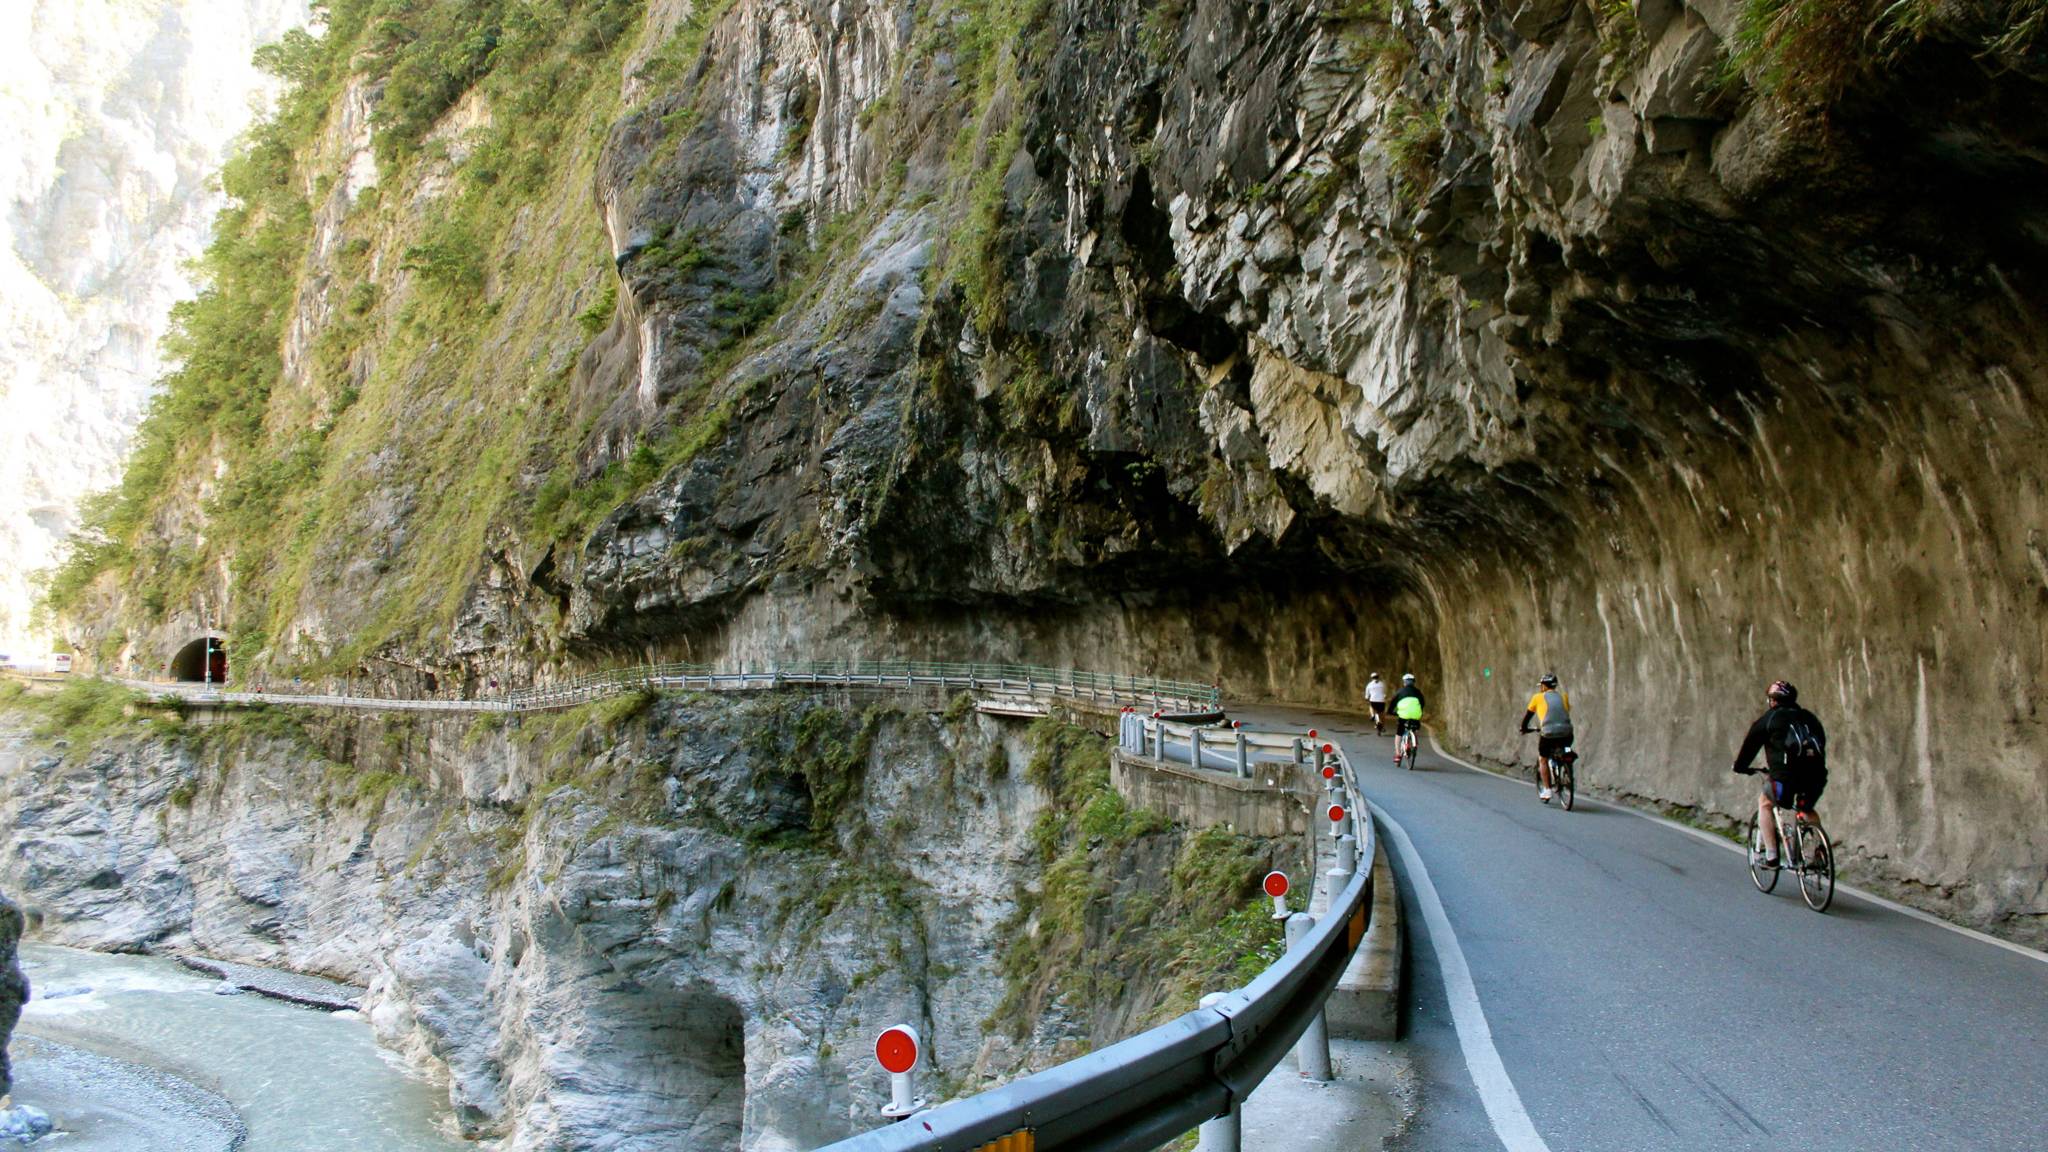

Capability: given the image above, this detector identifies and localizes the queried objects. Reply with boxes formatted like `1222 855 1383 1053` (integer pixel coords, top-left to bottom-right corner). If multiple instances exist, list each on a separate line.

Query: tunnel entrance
169 636 227 684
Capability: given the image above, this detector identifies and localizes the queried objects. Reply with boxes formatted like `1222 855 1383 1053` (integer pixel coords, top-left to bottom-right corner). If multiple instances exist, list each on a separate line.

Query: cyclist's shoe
1539 787 1552 802
1756 853 1780 870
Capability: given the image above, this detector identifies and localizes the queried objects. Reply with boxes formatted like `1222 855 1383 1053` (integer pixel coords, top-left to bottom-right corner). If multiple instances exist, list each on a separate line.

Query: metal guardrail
115 662 1222 717
818 726 1373 1152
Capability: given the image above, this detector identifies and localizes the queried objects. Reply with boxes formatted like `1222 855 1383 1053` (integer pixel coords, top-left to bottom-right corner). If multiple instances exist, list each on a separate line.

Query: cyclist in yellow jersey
1519 672 1573 803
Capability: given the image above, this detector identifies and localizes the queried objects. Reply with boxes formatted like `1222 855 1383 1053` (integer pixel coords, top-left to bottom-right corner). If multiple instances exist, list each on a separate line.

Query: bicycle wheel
1799 822 1835 912
1404 737 1416 770
1748 815 1779 893
1558 761 1574 810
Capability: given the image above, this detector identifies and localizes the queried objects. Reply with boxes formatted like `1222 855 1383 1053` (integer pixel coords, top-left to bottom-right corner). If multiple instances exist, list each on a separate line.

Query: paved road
1236 705 2048 1152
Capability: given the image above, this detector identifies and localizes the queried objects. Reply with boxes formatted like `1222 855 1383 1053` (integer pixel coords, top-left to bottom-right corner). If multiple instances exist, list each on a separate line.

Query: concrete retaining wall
1110 750 1306 839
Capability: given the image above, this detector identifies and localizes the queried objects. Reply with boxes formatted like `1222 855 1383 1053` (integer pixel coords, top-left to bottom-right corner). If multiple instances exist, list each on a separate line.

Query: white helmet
1402 673 1415 683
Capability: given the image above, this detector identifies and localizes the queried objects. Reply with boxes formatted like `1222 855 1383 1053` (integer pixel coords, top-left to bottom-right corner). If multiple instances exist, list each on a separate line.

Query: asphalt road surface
1235 705 2048 1152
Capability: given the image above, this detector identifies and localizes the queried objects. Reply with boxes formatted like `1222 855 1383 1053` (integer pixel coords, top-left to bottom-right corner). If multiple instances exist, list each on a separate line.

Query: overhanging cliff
46 1 2048 940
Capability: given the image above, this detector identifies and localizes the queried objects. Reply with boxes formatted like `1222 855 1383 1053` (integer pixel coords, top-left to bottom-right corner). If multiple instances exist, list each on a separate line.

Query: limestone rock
0 894 24 1099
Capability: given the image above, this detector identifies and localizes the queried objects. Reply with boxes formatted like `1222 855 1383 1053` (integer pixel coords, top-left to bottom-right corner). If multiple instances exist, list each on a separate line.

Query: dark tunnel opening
169 637 227 684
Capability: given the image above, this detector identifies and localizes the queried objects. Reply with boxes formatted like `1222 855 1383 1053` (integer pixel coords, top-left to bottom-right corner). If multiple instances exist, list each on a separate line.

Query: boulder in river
0 894 26 1098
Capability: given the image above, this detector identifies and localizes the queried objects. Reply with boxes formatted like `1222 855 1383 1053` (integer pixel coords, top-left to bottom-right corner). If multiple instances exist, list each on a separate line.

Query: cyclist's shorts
1537 735 1573 760
1396 718 1422 736
1768 774 1825 813
1368 701 1386 715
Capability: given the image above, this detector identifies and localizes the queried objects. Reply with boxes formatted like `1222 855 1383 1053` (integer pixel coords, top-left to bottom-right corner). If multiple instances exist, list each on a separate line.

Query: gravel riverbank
9 1033 243 1151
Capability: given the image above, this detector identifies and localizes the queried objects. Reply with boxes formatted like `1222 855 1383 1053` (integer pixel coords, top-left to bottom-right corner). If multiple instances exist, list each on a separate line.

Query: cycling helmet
1767 680 1798 704
1402 673 1416 683
1539 673 1558 687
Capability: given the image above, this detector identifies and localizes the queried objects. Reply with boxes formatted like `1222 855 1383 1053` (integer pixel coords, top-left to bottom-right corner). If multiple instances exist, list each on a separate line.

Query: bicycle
1746 802 1834 912
1394 722 1419 770
1518 733 1577 810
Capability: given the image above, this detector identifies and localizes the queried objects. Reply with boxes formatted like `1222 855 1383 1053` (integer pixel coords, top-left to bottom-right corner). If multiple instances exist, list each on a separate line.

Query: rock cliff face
0 0 308 653
0 694 1287 1148
54 1 2048 944
0 894 25 1098
554 0 2048 942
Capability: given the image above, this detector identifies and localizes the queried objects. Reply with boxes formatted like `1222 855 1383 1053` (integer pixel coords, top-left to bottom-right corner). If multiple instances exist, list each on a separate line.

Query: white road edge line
1373 805 1554 1152
1424 732 2048 967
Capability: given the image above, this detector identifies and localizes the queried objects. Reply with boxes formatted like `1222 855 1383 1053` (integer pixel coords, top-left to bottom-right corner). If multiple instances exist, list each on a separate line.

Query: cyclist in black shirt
1733 680 1828 869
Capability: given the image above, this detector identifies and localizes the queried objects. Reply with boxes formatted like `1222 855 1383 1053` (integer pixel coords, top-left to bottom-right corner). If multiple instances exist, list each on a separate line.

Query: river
13 942 471 1151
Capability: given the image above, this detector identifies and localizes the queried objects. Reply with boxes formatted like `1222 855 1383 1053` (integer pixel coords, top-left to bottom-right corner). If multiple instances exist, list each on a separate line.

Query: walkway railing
820 726 1373 1152
117 662 1222 717
1117 712 1313 778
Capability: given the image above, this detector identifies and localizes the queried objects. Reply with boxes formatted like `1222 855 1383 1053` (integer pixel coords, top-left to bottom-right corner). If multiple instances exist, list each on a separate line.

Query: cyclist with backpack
1518 672 1574 803
1732 680 1828 869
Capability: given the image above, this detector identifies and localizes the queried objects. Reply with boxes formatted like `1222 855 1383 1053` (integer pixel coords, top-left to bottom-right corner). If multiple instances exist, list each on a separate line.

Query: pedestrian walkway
1238 1037 1416 1149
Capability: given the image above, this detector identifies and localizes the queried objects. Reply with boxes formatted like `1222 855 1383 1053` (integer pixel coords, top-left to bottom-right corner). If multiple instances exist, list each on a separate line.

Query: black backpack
1777 710 1826 771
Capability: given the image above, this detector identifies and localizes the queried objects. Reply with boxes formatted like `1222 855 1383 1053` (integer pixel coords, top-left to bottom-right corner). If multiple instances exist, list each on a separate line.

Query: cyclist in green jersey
1390 674 1424 765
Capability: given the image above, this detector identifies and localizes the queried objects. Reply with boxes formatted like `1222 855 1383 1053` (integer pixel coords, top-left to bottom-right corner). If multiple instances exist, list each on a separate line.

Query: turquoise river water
14 942 468 1151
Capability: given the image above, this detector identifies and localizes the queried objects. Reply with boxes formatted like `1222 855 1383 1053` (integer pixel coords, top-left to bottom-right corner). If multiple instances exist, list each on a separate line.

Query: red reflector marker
1328 804 1346 824
1263 871 1290 898
875 1026 920 1075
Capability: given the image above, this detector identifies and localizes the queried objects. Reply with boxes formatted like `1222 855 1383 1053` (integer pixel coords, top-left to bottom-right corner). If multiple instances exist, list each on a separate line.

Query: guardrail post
1234 727 1248 779
1285 914 1334 1081
1189 726 1202 771
1330 832 1358 888
1195 992 1241 1152
1291 737 1304 766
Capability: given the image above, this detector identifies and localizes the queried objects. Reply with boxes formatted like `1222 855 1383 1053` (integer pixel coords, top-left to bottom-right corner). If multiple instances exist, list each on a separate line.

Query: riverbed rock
0 894 25 1098
0 1104 51 1144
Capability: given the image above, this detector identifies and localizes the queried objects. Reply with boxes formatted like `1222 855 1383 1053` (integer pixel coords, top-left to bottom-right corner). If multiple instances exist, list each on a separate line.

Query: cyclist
1364 672 1389 734
1732 680 1828 869
1390 674 1424 765
1518 673 1573 803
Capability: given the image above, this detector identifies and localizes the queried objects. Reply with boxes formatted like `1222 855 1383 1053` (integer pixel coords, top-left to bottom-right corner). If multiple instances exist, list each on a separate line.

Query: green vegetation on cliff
990 719 1289 1041
1726 0 2045 115
43 0 659 670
